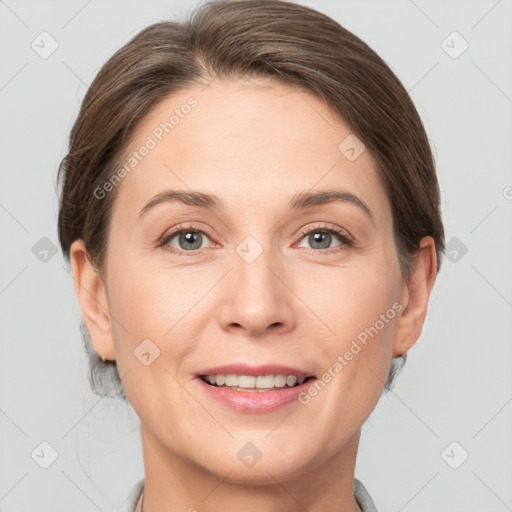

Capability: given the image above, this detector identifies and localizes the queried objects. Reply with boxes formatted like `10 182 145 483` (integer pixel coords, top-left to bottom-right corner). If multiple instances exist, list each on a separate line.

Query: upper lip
196 364 315 378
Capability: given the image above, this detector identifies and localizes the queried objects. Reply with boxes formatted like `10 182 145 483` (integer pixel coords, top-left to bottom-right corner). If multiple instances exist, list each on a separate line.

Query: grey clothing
114 475 379 511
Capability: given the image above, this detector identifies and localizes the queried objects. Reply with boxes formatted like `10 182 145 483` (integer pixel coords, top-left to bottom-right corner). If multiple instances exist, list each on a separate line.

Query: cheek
291 264 400 453
307 260 399 374
106 265 203 419
106 260 210 366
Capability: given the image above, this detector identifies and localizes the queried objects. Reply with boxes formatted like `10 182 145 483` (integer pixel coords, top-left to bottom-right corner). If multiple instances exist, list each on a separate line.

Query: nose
216 244 296 337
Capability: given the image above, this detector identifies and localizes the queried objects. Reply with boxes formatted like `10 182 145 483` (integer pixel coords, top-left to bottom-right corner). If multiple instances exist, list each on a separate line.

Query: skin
70 77 437 512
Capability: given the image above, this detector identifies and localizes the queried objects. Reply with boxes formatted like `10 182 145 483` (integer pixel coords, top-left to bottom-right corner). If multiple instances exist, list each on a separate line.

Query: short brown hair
57 0 445 399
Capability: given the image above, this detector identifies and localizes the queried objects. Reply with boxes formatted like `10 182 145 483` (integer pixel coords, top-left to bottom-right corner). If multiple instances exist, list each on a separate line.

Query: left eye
164 229 211 252
296 228 349 251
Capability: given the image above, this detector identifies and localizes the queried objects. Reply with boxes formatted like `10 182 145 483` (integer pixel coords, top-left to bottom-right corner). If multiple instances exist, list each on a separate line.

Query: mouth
198 373 316 391
195 366 318 413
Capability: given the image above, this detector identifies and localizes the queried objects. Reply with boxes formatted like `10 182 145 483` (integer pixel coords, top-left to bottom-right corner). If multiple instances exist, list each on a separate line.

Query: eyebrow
138 188 374 223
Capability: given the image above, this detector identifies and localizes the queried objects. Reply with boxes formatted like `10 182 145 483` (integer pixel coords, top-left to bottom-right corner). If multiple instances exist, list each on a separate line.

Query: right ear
69 239 116 360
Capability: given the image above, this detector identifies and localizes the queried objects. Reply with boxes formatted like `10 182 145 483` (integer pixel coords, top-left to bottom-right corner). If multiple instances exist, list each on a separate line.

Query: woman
56 1 445 510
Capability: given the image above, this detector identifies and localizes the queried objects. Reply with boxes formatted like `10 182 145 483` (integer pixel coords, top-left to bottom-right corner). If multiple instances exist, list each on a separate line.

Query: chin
192 440 313 485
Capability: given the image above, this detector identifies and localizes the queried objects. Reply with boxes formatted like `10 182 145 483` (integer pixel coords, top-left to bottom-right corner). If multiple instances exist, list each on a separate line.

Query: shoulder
114 476 377 512
113 476 145 512
354 477 379 512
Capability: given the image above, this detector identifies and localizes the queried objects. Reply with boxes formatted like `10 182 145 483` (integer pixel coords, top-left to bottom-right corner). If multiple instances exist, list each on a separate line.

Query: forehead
111 77 391 226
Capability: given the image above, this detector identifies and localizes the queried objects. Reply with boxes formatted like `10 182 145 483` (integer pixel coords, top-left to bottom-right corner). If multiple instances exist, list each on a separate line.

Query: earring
99 354 107 362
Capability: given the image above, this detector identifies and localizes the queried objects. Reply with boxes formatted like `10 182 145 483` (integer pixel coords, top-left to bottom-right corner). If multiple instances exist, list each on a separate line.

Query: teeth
238 375 256 388
203 374 309 389
256 375 274 388
274 375 287 387
225 374 238 386
286 375 297 387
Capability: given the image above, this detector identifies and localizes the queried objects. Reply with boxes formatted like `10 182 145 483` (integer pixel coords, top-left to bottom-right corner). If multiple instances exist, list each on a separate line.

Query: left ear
392 236 438 357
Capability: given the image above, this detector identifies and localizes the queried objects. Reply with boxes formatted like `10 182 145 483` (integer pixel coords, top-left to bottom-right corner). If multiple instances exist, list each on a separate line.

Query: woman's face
77 77 432 483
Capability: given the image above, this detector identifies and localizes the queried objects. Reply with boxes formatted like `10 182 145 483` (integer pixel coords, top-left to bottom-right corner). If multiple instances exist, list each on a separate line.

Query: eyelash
157 222 354 257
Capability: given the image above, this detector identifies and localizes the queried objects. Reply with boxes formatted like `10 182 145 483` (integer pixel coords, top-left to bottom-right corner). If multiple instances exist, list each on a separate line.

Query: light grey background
1 0 511 511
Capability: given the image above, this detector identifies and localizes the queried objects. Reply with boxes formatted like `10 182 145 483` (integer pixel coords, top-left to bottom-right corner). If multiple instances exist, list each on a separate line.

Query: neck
138 422 363 512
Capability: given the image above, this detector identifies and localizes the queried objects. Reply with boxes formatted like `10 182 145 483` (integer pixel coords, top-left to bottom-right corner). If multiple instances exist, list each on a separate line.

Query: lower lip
196 377 317 413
